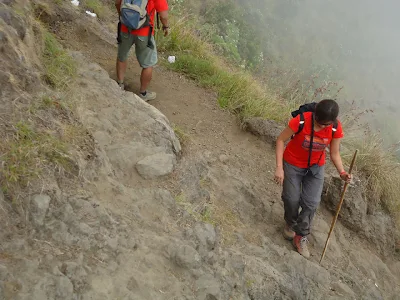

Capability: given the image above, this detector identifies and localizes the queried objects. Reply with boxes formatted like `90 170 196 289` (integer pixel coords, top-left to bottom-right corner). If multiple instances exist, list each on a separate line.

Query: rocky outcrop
243 117 285 144
322 175 397 256
69 52 181 181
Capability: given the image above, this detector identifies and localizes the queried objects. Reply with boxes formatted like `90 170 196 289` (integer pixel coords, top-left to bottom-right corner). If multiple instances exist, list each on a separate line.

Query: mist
243 0 400 145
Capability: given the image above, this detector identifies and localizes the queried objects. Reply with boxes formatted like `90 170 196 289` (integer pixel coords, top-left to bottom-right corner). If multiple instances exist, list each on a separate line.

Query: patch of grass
158 19 289 122
173 125 190 145
174 192 242 245
246 279 255 289
174 193 214 225
42 30 77 89
0 121 73 197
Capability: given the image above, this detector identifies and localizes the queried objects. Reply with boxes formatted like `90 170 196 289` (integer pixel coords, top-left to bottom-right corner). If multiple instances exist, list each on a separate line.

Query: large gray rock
0 6 26 40
167 243 201 269
61 261 88 292
243 117 285 144
195 275 220 300
30 194 51 226
194 223 217 253
322 176 396 256
30 275 74 300
55 276 74 299
136 153 176 179
70 52 181 181
323 176 367 232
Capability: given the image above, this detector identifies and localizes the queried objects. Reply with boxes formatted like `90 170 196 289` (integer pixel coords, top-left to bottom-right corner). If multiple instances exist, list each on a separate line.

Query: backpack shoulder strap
331 120 338 138
296 112 305 135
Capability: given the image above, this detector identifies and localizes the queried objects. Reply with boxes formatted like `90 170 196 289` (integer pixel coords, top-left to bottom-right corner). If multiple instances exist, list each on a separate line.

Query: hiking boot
139 91 156 102
293 235 310 258
283 224 295 241
118 82 125 90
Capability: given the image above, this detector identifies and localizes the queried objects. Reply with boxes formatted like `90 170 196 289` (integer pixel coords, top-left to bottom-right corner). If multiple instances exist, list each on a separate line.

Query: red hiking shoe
293 235 310 258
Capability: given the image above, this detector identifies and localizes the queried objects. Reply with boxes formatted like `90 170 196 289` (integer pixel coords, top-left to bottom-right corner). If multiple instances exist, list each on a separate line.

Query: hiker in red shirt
274 99 351 258
115 0 169 101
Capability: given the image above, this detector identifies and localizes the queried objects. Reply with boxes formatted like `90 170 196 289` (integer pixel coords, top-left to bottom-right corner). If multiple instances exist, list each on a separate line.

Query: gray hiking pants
282 160 325 236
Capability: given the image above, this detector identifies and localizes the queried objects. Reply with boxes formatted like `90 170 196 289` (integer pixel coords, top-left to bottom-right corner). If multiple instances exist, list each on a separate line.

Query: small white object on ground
71 0 79 6
85 11 97 17
168 56 176 63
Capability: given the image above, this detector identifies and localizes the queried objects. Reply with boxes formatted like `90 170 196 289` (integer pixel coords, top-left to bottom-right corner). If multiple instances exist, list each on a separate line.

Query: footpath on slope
1 1 399 299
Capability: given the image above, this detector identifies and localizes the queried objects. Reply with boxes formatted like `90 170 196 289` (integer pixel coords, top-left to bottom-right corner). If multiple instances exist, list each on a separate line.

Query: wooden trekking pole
320 149 358 264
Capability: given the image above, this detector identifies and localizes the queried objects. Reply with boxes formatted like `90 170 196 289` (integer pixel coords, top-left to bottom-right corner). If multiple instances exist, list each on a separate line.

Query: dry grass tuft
0 121 73 198
42 30 77 89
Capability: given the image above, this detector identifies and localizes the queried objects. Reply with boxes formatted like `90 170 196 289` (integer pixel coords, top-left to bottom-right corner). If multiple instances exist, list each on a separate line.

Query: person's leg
140 67 153 93
282 161 304 240
116 32 135 89
116 60 127 85
296 165 325 236
292 165 325 258
134 35 158 101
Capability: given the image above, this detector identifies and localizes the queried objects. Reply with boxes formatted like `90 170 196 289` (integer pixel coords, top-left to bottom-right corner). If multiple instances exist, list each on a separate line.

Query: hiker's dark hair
315 99 339 123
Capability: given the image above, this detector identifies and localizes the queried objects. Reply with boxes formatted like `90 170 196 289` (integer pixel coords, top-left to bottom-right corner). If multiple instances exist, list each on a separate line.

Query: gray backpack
120 0 153 48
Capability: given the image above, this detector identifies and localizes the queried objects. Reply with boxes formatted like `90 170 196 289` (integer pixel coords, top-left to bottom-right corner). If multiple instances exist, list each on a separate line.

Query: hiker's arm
275 126 294 185
155 0 169 28
158 10 169 28
330 138 351 182
330 138 345 173
115 0 122 15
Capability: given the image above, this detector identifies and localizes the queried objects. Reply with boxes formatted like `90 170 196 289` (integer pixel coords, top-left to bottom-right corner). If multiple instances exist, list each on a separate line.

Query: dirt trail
57 16 284 237
58 20 276 183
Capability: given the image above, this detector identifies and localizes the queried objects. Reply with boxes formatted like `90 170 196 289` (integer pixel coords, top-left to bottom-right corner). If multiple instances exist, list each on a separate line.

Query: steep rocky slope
0 1 399 299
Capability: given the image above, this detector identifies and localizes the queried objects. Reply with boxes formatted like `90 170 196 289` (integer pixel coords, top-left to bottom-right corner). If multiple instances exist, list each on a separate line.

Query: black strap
147 23 153 49
296 113 305 134
117 21 122 44
332 120 338 138
306 114 338 169
307 113 314 169
309 115 336 168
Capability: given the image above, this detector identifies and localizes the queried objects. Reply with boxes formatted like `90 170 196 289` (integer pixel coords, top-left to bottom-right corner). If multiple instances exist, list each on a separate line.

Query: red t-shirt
120 0 168 36
283 112 344 168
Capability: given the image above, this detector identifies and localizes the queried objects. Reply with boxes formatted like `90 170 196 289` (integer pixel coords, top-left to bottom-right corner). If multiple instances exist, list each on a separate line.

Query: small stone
77 223 94 236
55 276 74 298
168 243 201 269
107 237 119 251
194 223 217 252
30 194 51 226
136 153 175 179
331 281 356 297
218 154 229 164
195 275 220 300
0 264 9 281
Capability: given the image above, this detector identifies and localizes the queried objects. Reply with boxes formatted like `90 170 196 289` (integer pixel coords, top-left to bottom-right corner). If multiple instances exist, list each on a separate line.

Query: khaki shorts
117 32 158 68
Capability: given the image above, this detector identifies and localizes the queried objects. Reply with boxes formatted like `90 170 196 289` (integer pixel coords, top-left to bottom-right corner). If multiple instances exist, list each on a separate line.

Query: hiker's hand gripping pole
320 149 358 265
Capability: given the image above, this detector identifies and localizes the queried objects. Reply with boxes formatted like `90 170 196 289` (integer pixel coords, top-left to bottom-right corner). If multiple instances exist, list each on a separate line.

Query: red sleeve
154 0 168 12
333 120 344 139
288 115 300 133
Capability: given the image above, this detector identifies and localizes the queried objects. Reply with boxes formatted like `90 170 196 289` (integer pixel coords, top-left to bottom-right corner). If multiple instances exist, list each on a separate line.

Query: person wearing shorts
115 0 169 101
